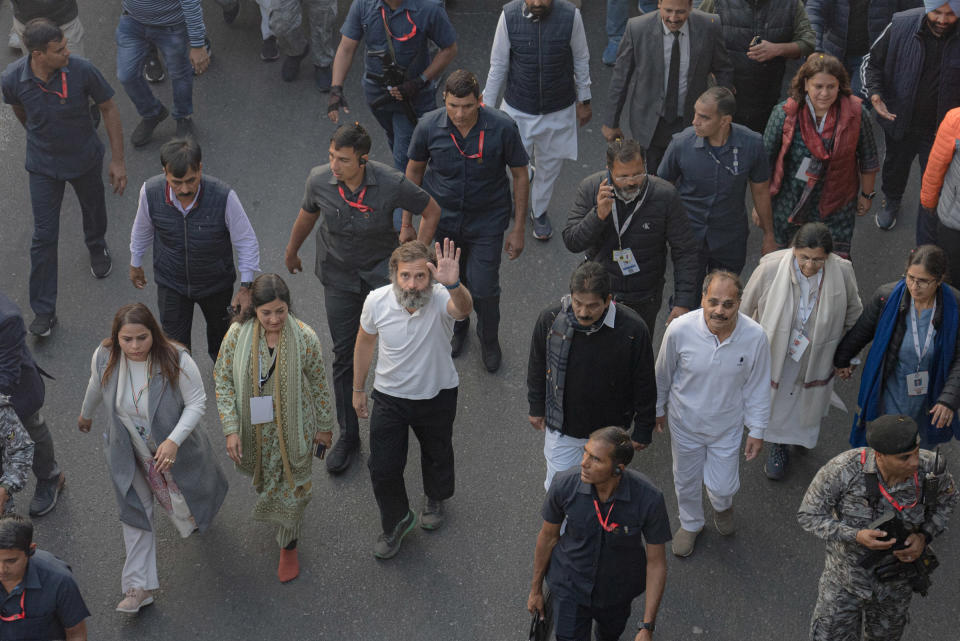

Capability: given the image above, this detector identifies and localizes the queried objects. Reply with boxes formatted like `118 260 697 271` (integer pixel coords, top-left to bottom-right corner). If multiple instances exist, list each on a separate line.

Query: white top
661 19 690 120
81 348 206 446
360 283 459 399
481 7 592 108
655 310 771 439
793 257 823 328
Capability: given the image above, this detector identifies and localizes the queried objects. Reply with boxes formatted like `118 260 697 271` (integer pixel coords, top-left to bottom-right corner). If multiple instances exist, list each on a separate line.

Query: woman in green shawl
214 273 333 582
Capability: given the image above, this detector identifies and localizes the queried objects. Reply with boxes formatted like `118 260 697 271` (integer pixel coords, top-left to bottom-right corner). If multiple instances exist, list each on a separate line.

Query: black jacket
562 172 700 309
0 292 45 420
834 281 960 410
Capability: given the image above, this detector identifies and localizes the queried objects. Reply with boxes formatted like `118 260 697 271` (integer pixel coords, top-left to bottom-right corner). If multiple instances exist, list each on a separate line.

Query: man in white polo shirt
353 239 472 560
654 270 770 558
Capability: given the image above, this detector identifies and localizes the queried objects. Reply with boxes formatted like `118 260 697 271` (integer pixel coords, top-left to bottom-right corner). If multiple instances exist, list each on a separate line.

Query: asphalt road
1 2 957 640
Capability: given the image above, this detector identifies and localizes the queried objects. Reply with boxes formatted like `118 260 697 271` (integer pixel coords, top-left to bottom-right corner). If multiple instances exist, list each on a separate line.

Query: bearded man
352 239 471 560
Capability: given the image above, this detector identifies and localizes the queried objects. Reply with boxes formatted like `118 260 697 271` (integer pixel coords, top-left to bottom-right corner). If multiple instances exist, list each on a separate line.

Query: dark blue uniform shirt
543 467 671 607
408 105 529 234
658 123 770 251
0 550 90 641
341 0 457 107
1 55 114 180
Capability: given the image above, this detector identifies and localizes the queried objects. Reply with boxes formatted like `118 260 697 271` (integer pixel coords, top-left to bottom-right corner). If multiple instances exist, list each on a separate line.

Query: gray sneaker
30 473 65 516
530 210 553 241
714 507 735 536
374 509 417 559
29 313 57 338
876 197 900 230
420 497 445 530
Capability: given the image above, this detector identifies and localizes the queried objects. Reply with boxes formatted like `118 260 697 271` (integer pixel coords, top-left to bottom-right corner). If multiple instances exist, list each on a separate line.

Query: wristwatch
240 281 252 289
638 621 655 632
860 191 876 200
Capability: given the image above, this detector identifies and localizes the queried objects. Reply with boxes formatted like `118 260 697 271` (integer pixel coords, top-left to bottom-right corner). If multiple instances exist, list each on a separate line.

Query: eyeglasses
611 173 646 183
0 591 25 622
796 256 826 266
905 274 938 288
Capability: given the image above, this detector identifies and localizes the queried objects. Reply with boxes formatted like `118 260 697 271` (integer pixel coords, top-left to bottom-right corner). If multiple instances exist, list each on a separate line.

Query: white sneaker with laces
116 587 154 614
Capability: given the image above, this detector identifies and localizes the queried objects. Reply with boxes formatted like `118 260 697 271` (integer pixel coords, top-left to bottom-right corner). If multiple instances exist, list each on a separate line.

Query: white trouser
670 420 742 532
257 0 274 39
543 428 588 491
121 469 159 592
502 102 577 218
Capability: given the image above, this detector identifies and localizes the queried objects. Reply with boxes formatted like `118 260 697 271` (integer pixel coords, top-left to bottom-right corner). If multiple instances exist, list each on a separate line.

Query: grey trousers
23 411 60 482
268 0 337 67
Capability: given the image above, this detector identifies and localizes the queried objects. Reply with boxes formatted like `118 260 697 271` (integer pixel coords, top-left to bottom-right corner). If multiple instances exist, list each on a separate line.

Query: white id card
795 157 812 181
613 248 640 275
250 396 275 424
907 371 929 397
788 331 810 361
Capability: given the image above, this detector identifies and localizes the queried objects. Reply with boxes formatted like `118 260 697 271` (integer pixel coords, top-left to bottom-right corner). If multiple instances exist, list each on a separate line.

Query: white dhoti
670 420 742 532
121 470 160 593
502 101 577 218
543 428 589 491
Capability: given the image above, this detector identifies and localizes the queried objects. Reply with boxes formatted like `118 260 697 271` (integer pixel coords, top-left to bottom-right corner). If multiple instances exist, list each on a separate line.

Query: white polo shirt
360 282 459 399
655 310 771 439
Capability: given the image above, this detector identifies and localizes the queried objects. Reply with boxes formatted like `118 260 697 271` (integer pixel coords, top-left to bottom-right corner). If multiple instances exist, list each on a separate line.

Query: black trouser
323 283 373 443
156 284 232 361
613 290 662 335
937 220 960 286
696 235 747 294
553 590 632 641
22 411 59 482
733 75 783 134
368 387 457 533
647 117 684 176
882 127 938 245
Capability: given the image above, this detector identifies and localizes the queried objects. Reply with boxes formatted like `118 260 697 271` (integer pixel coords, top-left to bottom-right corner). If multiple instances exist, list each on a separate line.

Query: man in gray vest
698 0 816 134
128 137 261 361
482 0 592 241
602 0 733 174
526 261 656 491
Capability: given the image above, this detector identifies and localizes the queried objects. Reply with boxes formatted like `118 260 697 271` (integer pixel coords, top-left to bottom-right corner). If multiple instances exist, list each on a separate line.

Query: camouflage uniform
798 447 958 641
0 395 35 514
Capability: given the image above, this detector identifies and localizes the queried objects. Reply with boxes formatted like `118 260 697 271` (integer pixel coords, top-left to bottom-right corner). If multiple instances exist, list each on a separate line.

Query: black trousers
368 387 458 533
156 284 232 361
613 290 662 336
23 411 59 481
882 127 938 245
647 117 684 176
323 283 373 442
553 590 632 641
937 220 960 287
696 235 747 293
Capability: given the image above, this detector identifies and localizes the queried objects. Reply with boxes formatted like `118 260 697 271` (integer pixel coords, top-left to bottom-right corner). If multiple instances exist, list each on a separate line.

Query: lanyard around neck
450 130 484 159
127 358 151 415
593 498 618 532
36 70 67 100
611 181 650 247
877 472 921 512
381 6 417 41
338 184 374 213
909 298 937 369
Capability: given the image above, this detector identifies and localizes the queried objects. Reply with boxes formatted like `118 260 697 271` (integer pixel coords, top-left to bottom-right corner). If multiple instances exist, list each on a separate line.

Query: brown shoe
714 507 735 536
277 547 299 583
671 527 701 557
116 587 154 613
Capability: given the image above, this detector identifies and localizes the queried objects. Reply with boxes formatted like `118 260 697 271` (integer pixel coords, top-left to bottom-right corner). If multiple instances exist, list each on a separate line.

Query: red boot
277 547 299 583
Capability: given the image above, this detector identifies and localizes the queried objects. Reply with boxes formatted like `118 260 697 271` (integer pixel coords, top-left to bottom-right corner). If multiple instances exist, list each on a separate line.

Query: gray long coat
603 10 734 148
95 347 228 532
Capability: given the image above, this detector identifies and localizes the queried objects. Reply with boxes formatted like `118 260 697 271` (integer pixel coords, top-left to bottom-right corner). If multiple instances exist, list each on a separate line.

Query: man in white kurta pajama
481 0 592 241
655 271 771 557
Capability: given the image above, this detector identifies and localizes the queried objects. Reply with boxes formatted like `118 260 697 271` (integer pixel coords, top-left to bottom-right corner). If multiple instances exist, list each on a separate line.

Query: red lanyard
877 472 921 512
338 185 373 213
0 590 25 622
593 499 618 532
450 130 484 160
36 71 67 100
380 7 417 41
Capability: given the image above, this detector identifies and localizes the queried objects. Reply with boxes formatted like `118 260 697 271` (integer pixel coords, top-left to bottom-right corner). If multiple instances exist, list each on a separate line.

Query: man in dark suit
0 292 63 517
602 0 733 173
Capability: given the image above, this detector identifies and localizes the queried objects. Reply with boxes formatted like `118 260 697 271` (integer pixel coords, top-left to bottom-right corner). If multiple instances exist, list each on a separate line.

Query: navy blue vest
145 174 235 299
503 0 577 115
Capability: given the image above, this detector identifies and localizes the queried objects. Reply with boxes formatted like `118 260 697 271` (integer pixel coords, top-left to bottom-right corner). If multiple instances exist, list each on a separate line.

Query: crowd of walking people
2 0 960 640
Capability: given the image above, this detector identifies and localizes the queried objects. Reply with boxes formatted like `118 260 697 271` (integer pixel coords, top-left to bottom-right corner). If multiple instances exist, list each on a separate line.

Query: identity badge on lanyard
610 187 649 276
251 349 278 424
796 98 829 181
907 299 936 396
788 275 823 361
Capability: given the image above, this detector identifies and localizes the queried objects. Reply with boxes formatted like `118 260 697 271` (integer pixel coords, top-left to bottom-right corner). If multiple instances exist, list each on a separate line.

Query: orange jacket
920 107 960 210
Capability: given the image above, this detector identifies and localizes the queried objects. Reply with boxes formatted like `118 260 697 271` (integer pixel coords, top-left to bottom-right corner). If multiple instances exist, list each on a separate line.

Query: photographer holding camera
798 414 959 641
328 0 458 175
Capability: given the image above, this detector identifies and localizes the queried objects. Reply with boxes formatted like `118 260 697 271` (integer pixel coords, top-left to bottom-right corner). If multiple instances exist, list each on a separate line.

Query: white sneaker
8 30 22 50
116 587 154 614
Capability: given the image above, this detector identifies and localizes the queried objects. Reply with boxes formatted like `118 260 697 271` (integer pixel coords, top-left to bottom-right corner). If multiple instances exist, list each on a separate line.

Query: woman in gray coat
78 303 227 615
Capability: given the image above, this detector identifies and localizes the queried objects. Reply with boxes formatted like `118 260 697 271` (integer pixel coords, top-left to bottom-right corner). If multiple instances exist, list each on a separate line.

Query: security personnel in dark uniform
798 415 958 640
284 123 442 474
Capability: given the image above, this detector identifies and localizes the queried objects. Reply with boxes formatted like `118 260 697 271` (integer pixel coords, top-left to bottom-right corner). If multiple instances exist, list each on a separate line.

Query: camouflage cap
866 415 921 454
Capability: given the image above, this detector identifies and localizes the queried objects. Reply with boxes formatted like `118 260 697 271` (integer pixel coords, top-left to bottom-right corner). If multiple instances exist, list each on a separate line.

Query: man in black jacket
0 292 63 517
563 139 699 333
527 262 656 490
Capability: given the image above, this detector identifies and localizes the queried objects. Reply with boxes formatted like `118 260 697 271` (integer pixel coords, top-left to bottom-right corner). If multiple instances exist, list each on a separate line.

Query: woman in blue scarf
834 245 960 446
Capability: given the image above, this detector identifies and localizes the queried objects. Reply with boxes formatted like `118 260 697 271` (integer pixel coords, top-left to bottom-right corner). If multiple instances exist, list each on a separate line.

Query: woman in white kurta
741 223 862 480
78 303 227 614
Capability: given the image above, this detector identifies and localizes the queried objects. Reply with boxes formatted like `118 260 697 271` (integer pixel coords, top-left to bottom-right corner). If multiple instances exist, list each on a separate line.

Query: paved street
0 1 957 639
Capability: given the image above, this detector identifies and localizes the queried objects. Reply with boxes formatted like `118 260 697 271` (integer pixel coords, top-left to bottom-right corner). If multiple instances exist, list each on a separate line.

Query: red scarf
769 95 862 218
